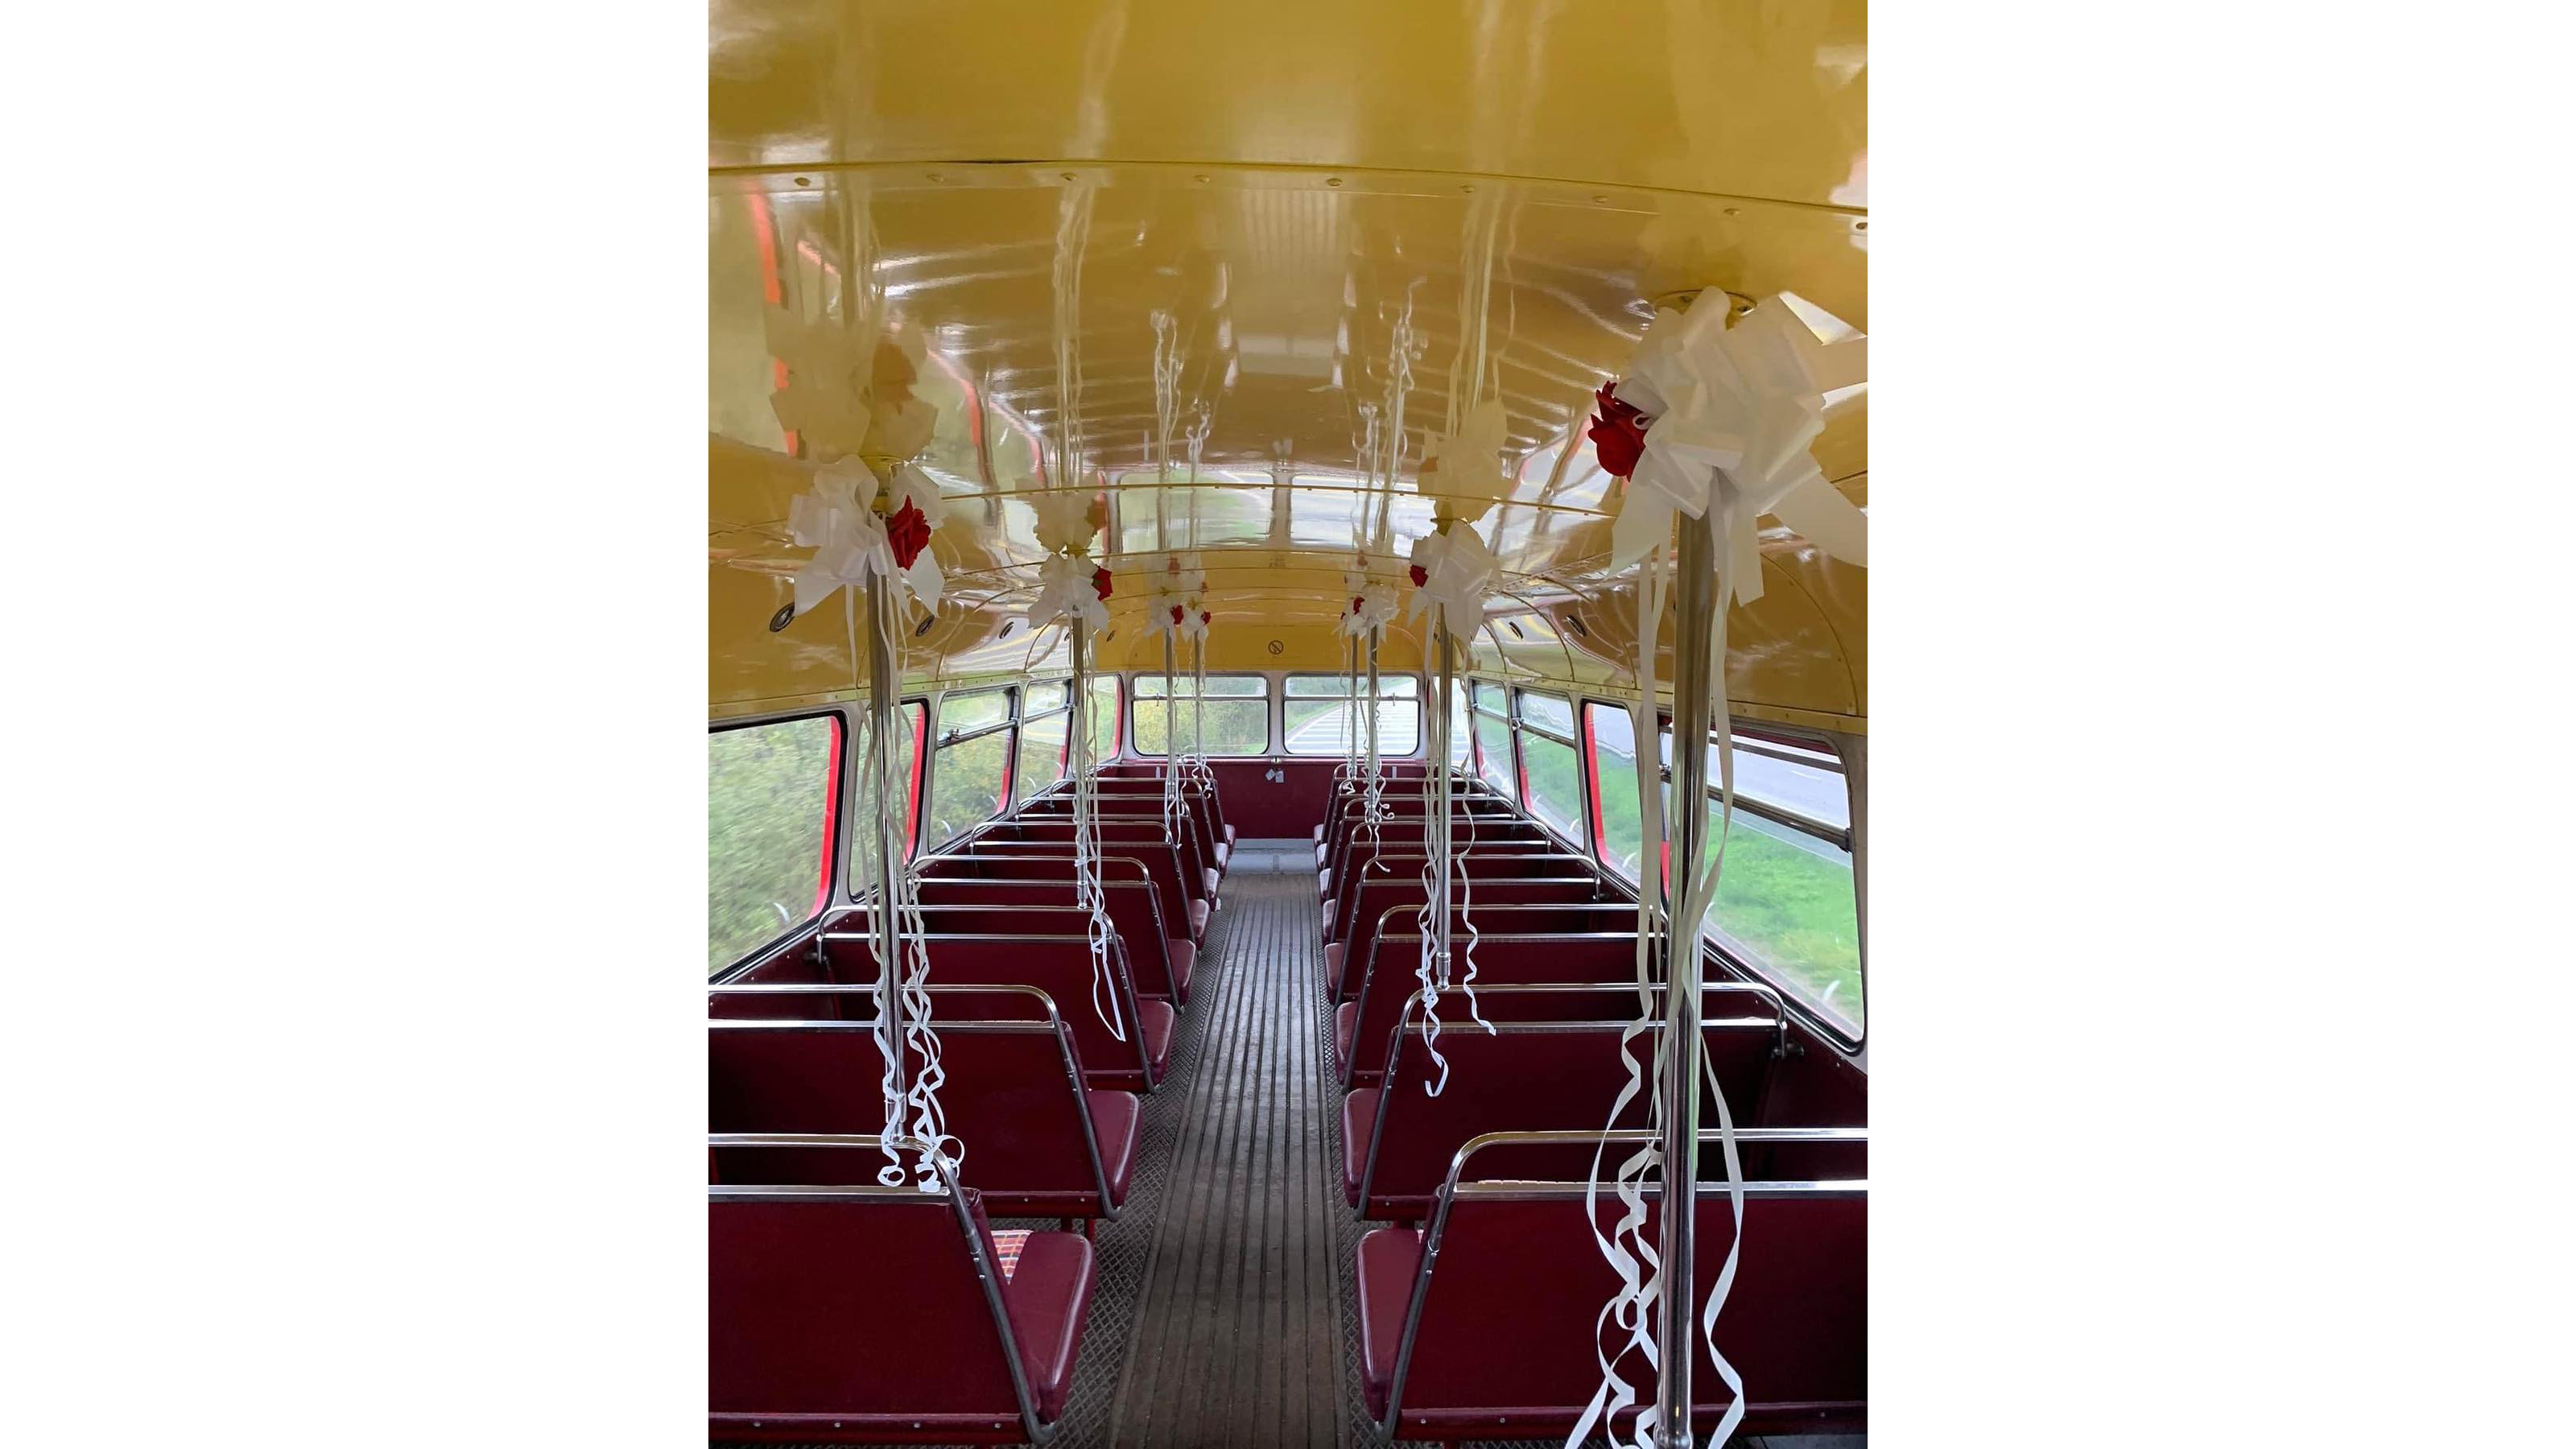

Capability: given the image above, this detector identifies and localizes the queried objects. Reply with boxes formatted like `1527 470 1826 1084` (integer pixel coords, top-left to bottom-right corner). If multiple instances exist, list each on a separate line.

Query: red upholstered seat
1201 867 1220 898
1333 1001 1358 1073
1340 1086 1381 1205
1085 1090 1140 1205
1214 840 1230 869
1223 824 1236 846
1187 899 1210 939
1001 1230 1096 1422
1356 1227 1424 1421
1138 999 1176 1076
1165 938 1195 997
1323 940 1344 990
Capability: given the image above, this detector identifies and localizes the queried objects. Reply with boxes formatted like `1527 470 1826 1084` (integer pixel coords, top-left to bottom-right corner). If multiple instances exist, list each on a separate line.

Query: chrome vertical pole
865 571 908 1114
1430 618 1454 970
1654 519 1719 1447
1364 625 1383 787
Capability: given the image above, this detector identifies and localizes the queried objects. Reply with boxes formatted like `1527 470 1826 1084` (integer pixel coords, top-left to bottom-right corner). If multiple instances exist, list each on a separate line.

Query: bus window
1516 689 1585 844
843 701 926 889
707 713 840 976
1469 681 1515 799
1132 674 1269 755
1013 679 1071 803
1282 673 1421 755
923 688 1015 850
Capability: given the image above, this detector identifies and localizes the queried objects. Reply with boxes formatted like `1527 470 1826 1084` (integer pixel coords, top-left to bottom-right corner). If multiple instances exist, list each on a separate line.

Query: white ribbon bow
765 310 941 468
1418 397 1514 525
1139 584 1191 640
1177 601 1211 643
1606 290 1868 602
1406 522 1498 639
1027 551 1108 631
788 456 947 617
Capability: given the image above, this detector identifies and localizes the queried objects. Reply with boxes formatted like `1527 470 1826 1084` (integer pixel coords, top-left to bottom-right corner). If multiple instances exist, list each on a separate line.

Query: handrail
812 933 1158 1085
709 1134 1057 1443
1375 1126 1868 1437
708 984 1117 1221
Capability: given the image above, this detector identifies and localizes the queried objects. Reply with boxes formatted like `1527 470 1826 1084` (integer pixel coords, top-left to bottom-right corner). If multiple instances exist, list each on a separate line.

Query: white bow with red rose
788 456 947 617
1604 289 1868 593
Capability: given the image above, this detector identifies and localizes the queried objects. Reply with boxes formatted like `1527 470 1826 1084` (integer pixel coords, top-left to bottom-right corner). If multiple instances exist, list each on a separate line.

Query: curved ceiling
708 2 1867 725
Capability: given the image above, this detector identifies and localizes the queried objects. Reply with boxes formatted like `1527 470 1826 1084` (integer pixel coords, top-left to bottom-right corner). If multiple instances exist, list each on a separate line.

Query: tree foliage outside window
926 730 1011 849
1469 683 1515 799
708 715 838 977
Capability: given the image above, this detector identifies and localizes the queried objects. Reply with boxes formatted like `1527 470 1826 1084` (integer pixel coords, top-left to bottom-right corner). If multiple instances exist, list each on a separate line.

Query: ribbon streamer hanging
1569 288 1867 1448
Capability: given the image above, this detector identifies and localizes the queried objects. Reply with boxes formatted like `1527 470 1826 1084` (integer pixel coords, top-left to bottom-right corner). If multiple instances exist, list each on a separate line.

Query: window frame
1125 671 1274 758
706 708 845 980
1510 686 1590 849
1279 671 1426 758
1467 678 1518 801
1012 676 1075 803
920 685 1019 852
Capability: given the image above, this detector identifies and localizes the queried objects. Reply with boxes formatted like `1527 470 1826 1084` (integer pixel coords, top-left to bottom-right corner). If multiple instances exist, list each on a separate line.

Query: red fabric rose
1199 610 1211 625
885 497 931 569
1588 380 1650 478
1352 596 1364 613
1092 567 1113 601
1170 603 1185 625
1409 564 1429 587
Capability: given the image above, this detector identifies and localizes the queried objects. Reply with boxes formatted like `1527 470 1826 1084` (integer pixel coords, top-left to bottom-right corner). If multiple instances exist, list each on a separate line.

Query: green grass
708 716 836 976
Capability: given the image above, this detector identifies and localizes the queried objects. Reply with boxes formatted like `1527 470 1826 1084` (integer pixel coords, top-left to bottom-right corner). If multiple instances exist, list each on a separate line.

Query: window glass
708 715 840 976
1447 683 1472 770
1516 689 1576 737
924 730 1012 849
1026 680 1067 714
1013 704 1068 804
1282 673 1422 755
1726 744 1851 829
844 703 927 890
1521 732 1585 843
1087 675 1119 758
1588 702 1648 880
1472 708 1515 799
1133 674 1269 756
1697 797 1864 1035
938 688 1011 737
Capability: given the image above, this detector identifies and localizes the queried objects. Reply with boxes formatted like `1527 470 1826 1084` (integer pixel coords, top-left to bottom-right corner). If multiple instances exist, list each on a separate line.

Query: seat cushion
1340 1087 1381 1207
1315 840 1330 867
1001 1231 1096 1422
1333 1001 1357 1075
1137 999 1177 1077
1320 896 1335 930
1187 898 1210 940
1311 824 1324 844
1356 1227 1425 1421
1084 1090 1141 1207
1213 840 1230 870
1201 867 1220 898
1323 941 1344 997
1165 937 1195 998
1224 824 1236 846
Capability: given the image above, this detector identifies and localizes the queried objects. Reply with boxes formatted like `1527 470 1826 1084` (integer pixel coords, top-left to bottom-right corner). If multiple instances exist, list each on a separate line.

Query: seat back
1379 1132 1866 1440
1358 1009 1782 1219
1328 862 1601 955
707 986 1114 1217
925 848 1195 944
979 819 1213 908
1341 931 1734 1084
967 836 1202 931
817 931 1159 1089
909 878 1183 1001
1321 805 1534 886
711 1170 1042 1442
1016 792 1223 876
1340 900 1634 1001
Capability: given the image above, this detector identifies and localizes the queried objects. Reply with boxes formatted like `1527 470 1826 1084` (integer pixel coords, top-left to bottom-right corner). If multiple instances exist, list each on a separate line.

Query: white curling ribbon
1606 290 1869 599
1026 551 1108 632
788 457 947 617
1405 522 1498 640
